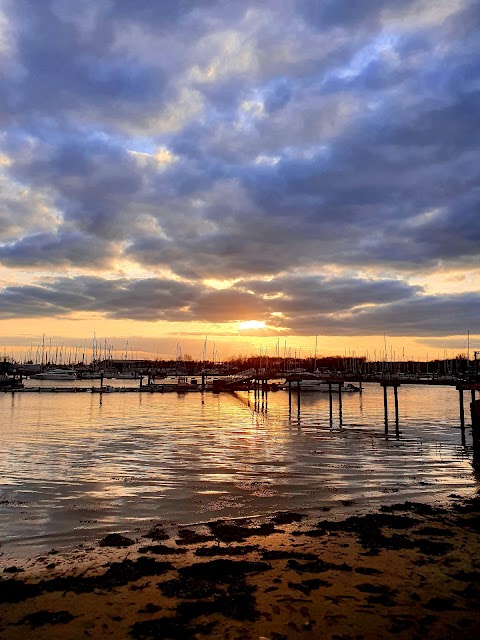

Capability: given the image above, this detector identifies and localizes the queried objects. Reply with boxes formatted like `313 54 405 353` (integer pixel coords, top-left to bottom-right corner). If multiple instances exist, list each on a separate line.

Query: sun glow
238 320 266 331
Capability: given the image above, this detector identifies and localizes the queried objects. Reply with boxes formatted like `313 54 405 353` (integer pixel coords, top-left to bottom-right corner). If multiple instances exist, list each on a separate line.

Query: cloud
0 0 478 342
0 276 200 321
189 288 270 322
0 273 478 340
280 292 480 337
0 231 118 268
0 167 60 242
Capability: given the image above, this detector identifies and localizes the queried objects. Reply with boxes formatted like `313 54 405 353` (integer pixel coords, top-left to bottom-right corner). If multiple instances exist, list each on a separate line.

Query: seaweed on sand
0 557 173 604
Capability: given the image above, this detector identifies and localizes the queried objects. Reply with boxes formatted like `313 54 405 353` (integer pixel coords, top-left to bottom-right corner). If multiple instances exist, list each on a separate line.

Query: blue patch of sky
328 32 400 81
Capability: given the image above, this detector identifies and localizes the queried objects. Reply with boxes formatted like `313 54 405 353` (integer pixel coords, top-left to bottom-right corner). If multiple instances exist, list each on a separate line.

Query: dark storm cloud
0 0 479 337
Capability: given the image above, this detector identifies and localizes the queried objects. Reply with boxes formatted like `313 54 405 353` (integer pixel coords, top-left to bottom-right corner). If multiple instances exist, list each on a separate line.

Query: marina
3 368 478 430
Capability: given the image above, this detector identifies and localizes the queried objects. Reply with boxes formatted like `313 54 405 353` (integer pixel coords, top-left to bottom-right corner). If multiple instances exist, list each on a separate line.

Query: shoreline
1 497 480 639
2 489 475 561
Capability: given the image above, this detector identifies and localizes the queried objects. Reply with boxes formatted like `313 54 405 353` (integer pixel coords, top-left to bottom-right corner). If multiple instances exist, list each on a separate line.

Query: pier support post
458 387 465 429
471 399 480 470
338 383 343 425
471 398 480 426
297 380 301 414
329 383 333 424
288 381 292 413
383 384 389 430
394 384 399 428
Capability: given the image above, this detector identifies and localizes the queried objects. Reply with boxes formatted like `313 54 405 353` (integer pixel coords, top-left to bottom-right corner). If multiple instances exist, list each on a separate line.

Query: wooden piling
458 387 465 429
383 384 389 429
471 399 480 470
394 384 399 426
471 398 480 431
338 383 343 424
329 383 333 423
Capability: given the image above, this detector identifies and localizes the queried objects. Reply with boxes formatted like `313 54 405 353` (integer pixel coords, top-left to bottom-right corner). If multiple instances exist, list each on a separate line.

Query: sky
0 0 479 363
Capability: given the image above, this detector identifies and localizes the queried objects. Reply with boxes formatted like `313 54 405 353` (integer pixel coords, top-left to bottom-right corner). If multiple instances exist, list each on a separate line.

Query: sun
238 320 266 331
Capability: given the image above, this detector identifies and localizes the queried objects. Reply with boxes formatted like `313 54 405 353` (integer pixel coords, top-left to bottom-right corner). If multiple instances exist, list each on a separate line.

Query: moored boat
31 368 77 381
144 376 201 392
0 374 24 390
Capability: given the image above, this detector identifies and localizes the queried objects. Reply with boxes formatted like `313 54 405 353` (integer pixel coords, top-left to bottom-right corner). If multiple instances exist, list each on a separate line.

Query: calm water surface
0 382 478 556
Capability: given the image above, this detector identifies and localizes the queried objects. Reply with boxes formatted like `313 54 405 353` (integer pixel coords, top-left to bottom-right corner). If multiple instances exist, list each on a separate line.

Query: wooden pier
221 372 480 434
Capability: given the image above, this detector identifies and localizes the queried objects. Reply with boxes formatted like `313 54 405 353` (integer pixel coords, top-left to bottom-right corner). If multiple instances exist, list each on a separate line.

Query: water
0 381 477 556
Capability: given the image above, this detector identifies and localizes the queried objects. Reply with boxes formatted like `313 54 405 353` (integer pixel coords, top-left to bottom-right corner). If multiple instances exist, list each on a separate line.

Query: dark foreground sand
1 497 480 639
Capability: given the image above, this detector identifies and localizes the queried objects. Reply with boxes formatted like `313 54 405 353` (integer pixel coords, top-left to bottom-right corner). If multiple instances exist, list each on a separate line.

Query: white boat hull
32 370 77 381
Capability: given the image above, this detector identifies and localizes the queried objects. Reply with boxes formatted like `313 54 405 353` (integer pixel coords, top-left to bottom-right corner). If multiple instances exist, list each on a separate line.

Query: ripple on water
0 383 477 555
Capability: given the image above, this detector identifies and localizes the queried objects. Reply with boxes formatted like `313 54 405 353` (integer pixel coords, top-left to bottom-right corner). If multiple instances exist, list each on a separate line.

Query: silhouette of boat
0 373 24 390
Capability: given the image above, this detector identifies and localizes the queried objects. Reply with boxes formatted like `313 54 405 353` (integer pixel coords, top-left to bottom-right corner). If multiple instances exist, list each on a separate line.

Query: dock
2 371 479 433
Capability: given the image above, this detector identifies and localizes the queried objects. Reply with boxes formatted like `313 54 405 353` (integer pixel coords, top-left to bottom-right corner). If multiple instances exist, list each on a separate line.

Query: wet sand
1 498 480 639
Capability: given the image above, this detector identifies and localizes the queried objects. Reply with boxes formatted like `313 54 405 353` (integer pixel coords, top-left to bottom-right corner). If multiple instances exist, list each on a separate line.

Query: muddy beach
1 497 480 639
